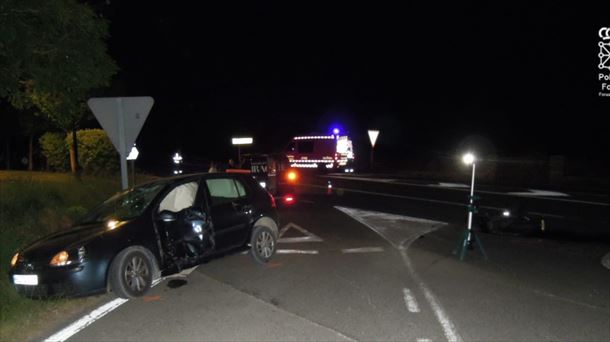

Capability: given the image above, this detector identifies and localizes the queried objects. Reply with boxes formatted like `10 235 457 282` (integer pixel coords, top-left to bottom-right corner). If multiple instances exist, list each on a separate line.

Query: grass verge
0 171 124 341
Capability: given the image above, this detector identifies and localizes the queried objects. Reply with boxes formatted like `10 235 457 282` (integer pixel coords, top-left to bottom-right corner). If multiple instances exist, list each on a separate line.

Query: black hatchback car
8 173 279 299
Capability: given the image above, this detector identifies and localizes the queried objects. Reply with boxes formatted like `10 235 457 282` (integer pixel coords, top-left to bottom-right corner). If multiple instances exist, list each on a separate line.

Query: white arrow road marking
336 206 462 342
341 247 385 253
403 288 421 313
278 222 323 243
44 266 198 342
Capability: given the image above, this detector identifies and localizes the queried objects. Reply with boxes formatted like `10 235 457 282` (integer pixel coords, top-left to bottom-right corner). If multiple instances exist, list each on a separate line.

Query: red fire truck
284 134 354 172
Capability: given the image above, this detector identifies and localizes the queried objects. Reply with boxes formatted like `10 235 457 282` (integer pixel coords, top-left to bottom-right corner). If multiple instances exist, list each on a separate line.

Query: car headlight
50 251 71 267
10 252 19 267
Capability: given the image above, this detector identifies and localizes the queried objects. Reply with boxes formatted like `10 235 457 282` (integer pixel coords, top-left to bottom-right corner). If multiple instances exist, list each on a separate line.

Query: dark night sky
92 1 609 171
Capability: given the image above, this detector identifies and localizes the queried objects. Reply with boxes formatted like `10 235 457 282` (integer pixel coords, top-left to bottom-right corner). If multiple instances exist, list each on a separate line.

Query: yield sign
368 130 380 147
87 97 154 155
88 97 154 190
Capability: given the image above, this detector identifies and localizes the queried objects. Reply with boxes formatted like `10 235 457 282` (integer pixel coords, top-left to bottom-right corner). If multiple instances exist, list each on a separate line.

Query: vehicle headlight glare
107 219 120 230
10 253 19 267
50 251 71 266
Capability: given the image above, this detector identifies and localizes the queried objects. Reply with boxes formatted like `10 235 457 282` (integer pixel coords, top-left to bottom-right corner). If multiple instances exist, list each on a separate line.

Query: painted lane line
602 253 610 270
403 288 421 313
341 247 385 253
336 206 462 342
305 183 471 210
44 265 197 342
44 298 128 342
276 249 319 255
308 184 567 219
278 222 323 243
508 189 570 197
417 339 433 342
437 182 469 189
401 248 462 342
278 236 323 243
321 177 610 207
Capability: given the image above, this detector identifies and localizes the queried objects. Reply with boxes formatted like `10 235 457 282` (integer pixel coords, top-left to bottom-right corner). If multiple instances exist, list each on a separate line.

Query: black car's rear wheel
250 226 276 264
109 248 153 299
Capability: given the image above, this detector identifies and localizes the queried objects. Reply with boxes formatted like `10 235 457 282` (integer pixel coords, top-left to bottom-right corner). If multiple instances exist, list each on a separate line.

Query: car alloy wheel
256 230 275 259
124 254 150 293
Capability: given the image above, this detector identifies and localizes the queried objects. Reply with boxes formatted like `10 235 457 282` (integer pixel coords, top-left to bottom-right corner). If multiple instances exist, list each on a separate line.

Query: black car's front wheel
250 226 277 264
109 247 153 299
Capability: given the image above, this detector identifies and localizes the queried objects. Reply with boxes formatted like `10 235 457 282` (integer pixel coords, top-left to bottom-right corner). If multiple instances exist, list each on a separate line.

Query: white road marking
341 247 385 253
508 189 570 197
44 298 128 342
321 177 610 207
602 253 610 270
278 236 323 243
278 222 323 243
403 288 421 313
401 248 462 342
417 339 432 342
326 175 398 183
307 184 568 219
437 182 469 189
336 206 462 342
276 249 319 255
44 267 197 342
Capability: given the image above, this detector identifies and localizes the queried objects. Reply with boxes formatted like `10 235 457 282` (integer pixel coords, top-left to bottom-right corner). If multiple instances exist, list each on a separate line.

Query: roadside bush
39 132 69 171
66 129 118 175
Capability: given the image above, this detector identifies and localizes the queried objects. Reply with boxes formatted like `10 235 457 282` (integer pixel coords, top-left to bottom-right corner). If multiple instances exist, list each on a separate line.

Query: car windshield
78 181 168 224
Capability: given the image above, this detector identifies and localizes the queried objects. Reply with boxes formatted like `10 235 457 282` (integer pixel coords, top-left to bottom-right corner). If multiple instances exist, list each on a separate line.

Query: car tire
249 226 277 264
109 247 154 299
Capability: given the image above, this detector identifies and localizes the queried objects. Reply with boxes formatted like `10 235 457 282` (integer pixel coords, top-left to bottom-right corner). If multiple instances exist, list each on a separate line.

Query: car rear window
206 178 248 205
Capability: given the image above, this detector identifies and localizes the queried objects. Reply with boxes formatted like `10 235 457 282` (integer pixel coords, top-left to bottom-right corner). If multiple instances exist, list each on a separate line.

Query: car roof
137 172 251 188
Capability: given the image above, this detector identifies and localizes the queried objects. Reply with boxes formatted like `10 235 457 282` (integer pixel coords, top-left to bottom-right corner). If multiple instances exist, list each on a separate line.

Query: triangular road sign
278 222 323 243
88 97 154 155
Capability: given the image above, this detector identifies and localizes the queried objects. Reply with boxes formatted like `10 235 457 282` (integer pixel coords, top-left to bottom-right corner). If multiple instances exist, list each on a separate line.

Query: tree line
1 0 117 175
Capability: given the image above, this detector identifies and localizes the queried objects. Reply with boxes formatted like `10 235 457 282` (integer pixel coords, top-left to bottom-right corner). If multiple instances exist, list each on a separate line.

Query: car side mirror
158 210 177 222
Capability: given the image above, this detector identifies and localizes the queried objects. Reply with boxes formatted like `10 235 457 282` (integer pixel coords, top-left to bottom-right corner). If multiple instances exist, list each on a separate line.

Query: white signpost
232 137 253 165
88 97 154 190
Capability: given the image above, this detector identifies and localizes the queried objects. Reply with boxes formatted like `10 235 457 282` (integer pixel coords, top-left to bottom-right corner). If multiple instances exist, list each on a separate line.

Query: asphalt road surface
45 173 610 342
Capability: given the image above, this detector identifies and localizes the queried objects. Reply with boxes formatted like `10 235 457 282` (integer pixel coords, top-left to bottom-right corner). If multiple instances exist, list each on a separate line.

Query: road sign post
88 97 153 190
232 137 253 166
127 146 139 187
367 130 379 170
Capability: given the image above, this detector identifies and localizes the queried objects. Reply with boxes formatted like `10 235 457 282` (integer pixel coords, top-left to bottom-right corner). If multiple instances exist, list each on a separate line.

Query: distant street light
172 152 183 175
368 130 380 169
232 137 253 165
172 152 183 164
454 152 487 261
